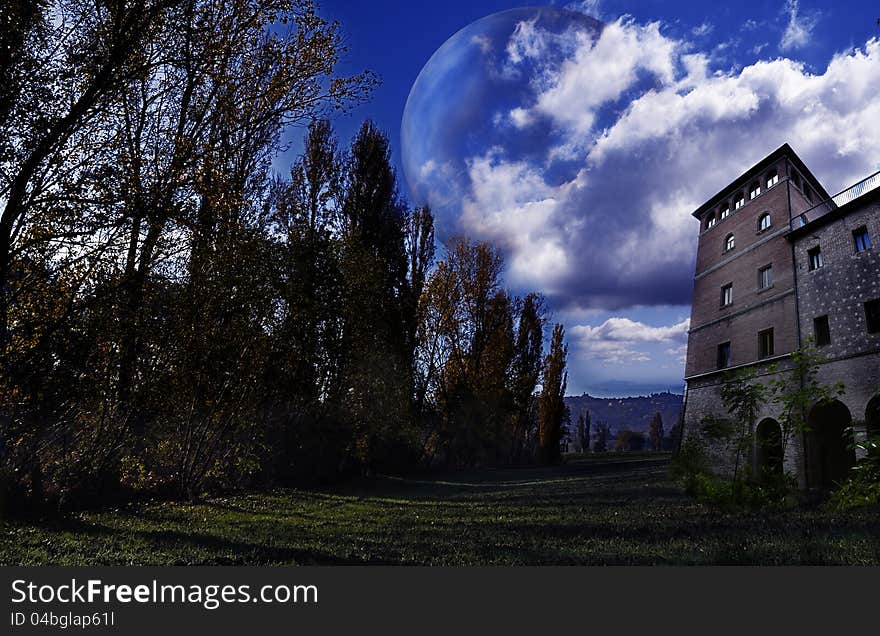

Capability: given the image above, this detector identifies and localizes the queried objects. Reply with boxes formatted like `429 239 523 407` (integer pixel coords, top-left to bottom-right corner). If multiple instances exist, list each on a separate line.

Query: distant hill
564 392 683 439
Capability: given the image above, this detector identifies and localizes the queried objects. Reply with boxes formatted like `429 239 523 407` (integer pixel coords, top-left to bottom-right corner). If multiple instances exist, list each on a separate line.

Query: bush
830 469 880 511
830 434 880 510
671 437 710 494
672 436 795 509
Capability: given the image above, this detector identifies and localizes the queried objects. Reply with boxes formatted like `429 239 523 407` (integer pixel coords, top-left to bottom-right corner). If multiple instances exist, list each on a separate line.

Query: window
721 283 733 307
808 246 823 271
766 171 779 189
717 342 732 370
734 194 745 210
866 299 880 334
724 234 735 252
854 226 872 253
759 265 773 290
804 187 813 203
759 328 775 358
792 173 801 190
706 215 716 229
758 212 772 232
749 181 761 200
814 315 831 347
720 204 730 220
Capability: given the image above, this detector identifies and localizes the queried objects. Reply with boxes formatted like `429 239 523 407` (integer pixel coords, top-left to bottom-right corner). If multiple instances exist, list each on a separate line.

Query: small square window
735 196 745 210
717 342 732 369
866 299 880 334
706 216 716 229
759 328 775 358
854 226 872 253
814 315 831 347
720 206 730 219
750 184 761 199
766 173 779 189
759 265 773 290
721 284 733 307
808 246 823 271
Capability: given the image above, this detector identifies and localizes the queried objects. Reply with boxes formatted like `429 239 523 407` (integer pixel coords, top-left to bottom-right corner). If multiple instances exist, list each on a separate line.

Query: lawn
2 454 879 565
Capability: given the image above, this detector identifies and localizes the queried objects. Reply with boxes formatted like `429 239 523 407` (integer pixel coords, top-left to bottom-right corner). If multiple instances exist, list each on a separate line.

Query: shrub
830 434 880 510
673 436 795 509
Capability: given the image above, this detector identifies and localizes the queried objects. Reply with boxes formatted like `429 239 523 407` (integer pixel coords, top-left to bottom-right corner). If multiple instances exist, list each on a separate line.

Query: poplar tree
538 324 568 465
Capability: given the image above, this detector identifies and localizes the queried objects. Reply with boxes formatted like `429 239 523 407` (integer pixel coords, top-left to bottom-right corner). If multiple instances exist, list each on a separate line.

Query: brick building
681 143 880 488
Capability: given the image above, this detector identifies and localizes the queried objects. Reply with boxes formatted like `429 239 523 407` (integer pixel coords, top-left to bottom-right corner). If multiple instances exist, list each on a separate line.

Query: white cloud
471 35 493 55
571 317 690 363
455 15 880 310
461 150 574 291
566 1 603 19
780 0 817 52
512 19 678 137
692 22 714 38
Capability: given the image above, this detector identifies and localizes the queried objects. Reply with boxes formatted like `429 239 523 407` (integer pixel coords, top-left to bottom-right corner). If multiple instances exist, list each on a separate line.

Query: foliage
594 422 610 453
719 366 770 480
648 412 663 451
538 324 568 465
0 1 569 512
830 431 880 510
768 337 845 455
672 436 795 509
615 429 646 452
576 410 591 453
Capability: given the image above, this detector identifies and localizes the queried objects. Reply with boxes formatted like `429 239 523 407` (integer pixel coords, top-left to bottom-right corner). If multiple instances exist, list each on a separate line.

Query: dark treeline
0 0 568 512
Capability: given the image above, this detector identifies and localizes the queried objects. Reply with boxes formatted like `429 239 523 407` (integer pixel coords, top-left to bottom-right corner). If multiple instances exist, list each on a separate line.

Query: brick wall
686 169 798 377
680 151 880 488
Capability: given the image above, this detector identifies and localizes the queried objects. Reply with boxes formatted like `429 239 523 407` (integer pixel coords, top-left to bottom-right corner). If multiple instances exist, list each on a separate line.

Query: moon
401 7 603 234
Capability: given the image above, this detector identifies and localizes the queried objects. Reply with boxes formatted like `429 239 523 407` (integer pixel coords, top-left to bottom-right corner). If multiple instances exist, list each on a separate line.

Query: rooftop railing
790 169 880 230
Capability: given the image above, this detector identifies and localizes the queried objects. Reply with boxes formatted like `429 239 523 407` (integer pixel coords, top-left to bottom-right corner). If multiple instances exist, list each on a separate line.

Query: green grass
2 454 880 565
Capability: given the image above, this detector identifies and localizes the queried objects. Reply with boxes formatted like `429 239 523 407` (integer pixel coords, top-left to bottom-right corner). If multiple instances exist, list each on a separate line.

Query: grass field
2 454 880 565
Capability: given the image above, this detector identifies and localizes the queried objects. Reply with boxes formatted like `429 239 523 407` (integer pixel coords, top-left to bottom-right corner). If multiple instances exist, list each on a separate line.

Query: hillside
564 392 683 439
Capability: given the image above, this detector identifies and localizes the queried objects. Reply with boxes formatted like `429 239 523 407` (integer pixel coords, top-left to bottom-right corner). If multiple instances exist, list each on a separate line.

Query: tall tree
595 422 610 453
0 0 377 506
649 412 664 451
340 120 414 470
538 324 568 465
509 293 545 462
578 410 592 453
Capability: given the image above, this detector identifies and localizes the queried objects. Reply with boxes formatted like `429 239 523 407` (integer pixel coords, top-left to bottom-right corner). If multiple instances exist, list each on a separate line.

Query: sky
283 0 880 397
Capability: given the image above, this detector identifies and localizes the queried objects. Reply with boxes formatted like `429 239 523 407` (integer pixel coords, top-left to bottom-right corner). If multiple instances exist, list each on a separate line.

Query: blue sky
284 1 880 396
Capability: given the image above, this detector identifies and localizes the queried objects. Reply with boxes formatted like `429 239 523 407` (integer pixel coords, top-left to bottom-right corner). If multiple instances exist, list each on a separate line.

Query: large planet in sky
401 7 603 236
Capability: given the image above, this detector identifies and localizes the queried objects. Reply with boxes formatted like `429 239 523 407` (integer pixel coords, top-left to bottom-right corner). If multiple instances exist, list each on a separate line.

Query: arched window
706 213 716 230
734 192 745 210
749 181 761 200
724 234 735 252
719 204 730 220
758 212 772 232
766 170 779 189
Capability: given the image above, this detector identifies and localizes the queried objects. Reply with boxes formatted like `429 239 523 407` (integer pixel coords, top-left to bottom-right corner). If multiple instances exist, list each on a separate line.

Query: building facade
681 144 880 488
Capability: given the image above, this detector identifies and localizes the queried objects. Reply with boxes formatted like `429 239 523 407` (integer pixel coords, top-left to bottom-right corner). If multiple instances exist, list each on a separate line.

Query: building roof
691 143 832 219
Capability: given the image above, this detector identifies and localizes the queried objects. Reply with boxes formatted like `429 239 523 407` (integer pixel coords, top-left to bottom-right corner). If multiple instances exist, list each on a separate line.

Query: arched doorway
755 418 783 480
806 400 856 488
